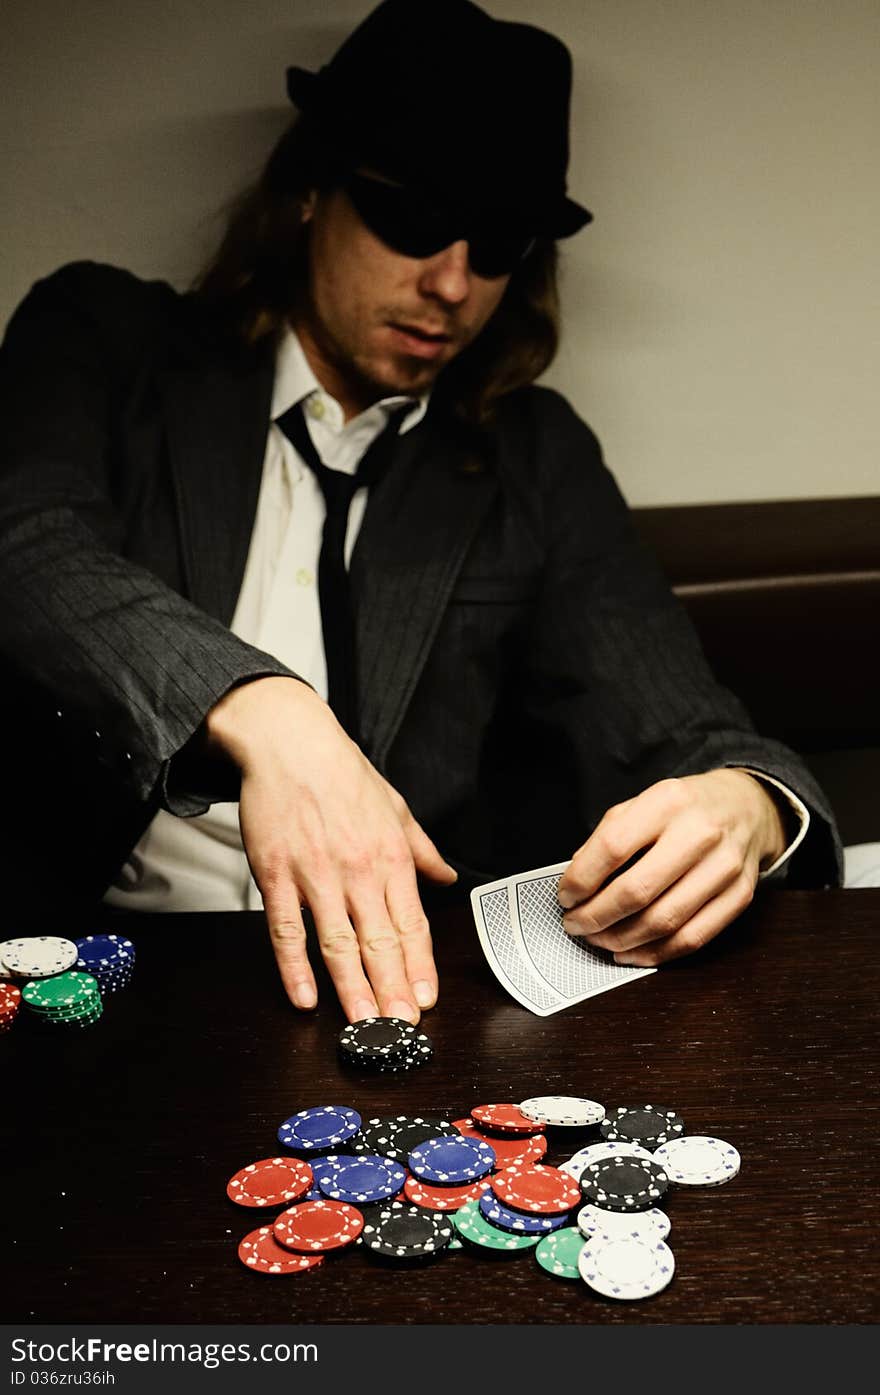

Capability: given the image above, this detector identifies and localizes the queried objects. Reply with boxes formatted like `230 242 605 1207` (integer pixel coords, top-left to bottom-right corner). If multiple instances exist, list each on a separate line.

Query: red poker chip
470 1103 548 1135
226 1156 314 1208
0 984 21 1019
491 1163 582 1214
452 1118 548 1168
403 1174 493 1211
237 1226 325 1275
273 1199 363 1252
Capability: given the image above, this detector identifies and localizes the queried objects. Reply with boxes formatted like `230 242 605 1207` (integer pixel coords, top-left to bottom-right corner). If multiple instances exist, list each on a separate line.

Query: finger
376 774 457 884
385 860 439 1010
400 810 458 885
613 872 756 967
570 841 747 953
260 880 318 1011
561 812 722 938
301 877 383 1023
346 880 421 1024
557 790 671 908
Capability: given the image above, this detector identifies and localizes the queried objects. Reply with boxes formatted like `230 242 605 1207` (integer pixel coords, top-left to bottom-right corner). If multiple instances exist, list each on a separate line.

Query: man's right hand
204 677 456 1023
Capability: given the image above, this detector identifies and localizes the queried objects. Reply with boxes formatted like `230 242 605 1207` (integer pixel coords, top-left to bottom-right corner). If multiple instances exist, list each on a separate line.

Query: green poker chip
452 1200 540 1254
535 1226 587 1279
22 971 99 1009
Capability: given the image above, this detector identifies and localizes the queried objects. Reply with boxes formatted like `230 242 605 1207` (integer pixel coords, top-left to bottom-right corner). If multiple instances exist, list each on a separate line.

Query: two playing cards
470 861 655 1016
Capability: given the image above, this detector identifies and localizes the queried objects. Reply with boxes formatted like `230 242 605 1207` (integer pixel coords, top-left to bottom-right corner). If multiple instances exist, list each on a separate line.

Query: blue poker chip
74 938 135 994
277 1105 362 1153
408 1136 496 1185
313 1153 407 1204
74 934 135 967
479 1192 571 1235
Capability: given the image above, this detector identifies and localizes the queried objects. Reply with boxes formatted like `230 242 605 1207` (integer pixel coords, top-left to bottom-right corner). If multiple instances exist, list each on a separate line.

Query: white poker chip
519 1095 605 1128
577 1203 671 1242
578 1234 675 1301
0 936 79 978
652 1136 741 1187
560 1141 654 1181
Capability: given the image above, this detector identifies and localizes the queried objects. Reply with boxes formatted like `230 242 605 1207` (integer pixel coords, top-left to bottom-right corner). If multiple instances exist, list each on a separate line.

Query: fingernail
561 917 580 937
291 982 317 1010
444 862 459 881
389 998 419 1024
352 998 378 1021
557 893 574 910
412 980 435 1009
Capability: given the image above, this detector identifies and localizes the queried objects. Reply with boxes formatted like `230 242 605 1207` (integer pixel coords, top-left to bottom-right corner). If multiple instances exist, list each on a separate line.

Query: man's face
295 183 511 418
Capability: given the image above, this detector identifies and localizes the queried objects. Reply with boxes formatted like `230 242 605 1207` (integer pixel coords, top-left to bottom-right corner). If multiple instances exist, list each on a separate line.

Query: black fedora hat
286 0 592 239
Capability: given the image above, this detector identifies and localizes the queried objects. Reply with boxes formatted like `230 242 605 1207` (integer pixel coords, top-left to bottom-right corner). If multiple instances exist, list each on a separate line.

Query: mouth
387 322 454 359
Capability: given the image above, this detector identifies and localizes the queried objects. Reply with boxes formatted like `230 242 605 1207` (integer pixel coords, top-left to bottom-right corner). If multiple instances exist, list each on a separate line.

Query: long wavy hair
192 116 560 425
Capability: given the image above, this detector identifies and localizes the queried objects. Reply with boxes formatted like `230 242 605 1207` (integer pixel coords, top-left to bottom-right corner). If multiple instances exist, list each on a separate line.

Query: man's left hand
556 770 787 966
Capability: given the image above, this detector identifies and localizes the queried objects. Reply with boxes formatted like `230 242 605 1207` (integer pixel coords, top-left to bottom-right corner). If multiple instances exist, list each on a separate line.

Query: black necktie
274 400 403 740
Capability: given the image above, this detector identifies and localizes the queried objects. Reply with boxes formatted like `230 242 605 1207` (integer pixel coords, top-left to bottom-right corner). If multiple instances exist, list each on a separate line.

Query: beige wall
2 0 877 504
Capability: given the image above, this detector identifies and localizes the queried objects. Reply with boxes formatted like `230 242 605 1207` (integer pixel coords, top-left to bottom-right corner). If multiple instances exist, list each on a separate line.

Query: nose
418 239 471 305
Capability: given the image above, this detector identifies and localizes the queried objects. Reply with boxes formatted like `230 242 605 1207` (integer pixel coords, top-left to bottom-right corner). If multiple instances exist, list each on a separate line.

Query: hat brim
543 197 592 240
286 66 320 109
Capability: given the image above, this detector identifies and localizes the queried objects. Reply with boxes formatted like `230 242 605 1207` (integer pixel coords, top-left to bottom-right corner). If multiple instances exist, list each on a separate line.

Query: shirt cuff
730 767 811 879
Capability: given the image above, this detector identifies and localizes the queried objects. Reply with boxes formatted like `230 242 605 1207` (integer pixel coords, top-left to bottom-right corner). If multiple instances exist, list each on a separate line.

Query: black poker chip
580 1156 670 1212
338 1017 433 1072
360 1201 454 1261
599 1105 685 1150
351 1115 458 1161
338 1017 417 1060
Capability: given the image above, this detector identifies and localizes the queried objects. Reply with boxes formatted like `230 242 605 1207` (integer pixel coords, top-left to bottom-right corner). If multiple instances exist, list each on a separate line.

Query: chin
371 359 438 399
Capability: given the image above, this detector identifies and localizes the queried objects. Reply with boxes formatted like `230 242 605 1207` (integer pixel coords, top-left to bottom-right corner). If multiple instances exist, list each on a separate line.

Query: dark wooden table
2 889 878 1325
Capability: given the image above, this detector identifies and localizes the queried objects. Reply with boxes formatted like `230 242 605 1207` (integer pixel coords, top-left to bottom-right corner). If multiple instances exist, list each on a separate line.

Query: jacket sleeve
0 263 296 817
517 386 843 888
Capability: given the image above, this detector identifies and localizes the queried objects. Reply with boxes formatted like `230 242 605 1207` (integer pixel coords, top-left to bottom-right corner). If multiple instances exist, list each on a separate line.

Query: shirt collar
271 325 429 436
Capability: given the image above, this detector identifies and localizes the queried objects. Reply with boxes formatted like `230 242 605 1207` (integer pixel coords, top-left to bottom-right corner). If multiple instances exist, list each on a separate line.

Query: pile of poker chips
227 1095 741 1295
337 1017 433 1072
73 934 136 994
0 933 135 1033
21 971 103 1029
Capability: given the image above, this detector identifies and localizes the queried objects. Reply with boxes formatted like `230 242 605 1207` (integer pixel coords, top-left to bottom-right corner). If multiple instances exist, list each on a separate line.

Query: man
0 0 841 1027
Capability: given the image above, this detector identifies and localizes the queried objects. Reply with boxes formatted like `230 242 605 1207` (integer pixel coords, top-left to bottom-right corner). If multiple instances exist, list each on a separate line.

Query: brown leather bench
633 496 880 845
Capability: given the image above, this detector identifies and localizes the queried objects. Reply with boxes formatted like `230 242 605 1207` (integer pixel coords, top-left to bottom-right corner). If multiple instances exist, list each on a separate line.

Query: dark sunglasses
341 172 536 279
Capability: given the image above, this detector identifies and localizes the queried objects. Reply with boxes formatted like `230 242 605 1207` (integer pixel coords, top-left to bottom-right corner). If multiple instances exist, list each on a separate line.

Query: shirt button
307 397 326 420
296 568 314 587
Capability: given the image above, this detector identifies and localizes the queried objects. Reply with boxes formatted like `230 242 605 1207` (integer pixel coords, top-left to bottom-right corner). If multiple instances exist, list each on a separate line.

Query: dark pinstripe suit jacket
0 262 842 923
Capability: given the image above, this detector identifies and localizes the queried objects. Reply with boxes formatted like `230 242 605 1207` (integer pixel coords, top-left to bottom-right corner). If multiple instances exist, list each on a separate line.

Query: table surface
2 888 878 1326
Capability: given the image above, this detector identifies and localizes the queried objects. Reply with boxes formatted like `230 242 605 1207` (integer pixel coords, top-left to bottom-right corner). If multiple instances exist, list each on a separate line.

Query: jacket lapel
352 415 498 765
157 325 275 625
